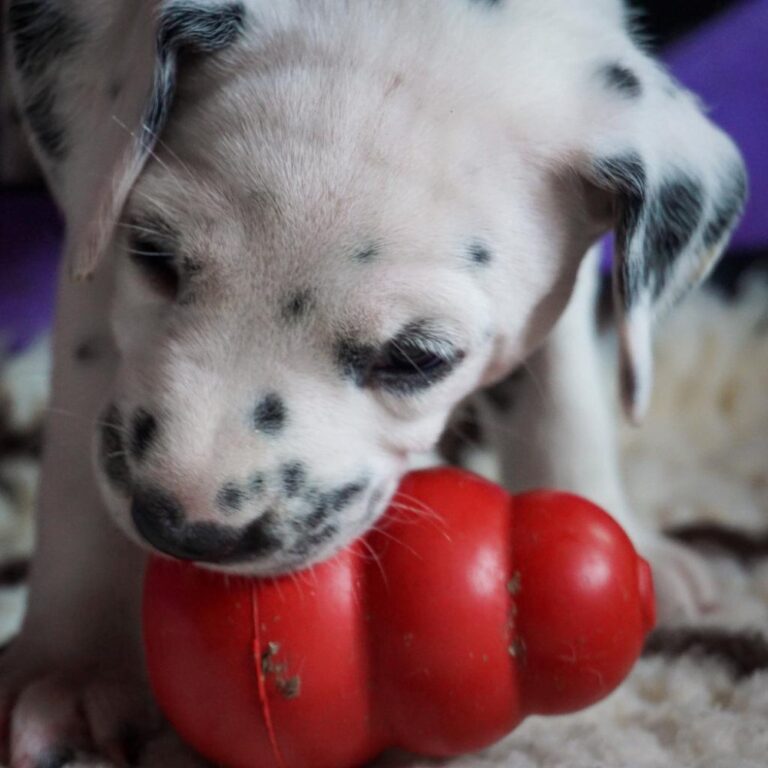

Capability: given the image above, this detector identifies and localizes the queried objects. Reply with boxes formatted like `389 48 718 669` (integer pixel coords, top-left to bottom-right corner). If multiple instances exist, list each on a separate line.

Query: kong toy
143 467 655 768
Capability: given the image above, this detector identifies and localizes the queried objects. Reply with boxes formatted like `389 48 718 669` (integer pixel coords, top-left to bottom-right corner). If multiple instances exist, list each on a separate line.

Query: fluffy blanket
1 279 767 767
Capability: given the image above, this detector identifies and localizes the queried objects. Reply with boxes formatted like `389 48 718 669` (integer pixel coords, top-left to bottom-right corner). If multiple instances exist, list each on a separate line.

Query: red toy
143 467 655 768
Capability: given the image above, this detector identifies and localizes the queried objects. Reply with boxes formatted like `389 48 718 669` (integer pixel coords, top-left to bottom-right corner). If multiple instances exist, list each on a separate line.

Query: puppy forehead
128 157 490 325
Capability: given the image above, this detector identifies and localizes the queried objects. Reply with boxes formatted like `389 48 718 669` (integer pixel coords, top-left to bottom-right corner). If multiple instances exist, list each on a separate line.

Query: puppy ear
582 72 747 423
67 1 246 278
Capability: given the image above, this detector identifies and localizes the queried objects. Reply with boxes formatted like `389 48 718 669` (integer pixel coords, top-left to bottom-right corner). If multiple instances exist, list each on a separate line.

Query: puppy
1 0 746 764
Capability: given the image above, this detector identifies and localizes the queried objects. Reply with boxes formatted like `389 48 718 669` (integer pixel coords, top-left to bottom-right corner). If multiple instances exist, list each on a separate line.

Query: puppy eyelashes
127 234 181 298
370 327 464 394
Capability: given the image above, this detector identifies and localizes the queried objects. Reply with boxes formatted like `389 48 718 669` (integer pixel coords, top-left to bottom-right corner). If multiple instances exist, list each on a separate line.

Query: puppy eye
128 236 180 298
370 335 462 393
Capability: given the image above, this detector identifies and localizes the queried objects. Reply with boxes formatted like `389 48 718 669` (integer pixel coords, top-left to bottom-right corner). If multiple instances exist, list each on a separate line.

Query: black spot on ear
470 0 503 6
337 339 376 386
99 404 131 495
73 336 102 363
22 84 66 159
468 241 492 266
281 290 313 321
702 162 748 248
144 2 246 151
217 481 246 513
7 0 82 78
252 393 286 435
130 410 158 461
108 79 124 102
159 1 246 53
645 174 705 297
591 152 647 304
281 462 307 498
600 62 642 98
354 245 378 263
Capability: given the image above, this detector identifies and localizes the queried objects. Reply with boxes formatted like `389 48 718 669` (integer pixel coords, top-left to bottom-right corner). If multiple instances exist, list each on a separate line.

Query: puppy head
75 0 745 573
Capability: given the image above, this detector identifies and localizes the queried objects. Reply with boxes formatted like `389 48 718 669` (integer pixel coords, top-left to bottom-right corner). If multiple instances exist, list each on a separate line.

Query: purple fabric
0 190 62 352
665 0 768 251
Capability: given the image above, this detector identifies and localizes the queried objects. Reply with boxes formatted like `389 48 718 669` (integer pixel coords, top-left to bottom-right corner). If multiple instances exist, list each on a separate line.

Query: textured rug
1 277 767 768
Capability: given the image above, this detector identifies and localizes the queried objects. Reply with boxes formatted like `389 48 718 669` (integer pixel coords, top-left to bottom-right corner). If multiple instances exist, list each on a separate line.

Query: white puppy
2 0 746 764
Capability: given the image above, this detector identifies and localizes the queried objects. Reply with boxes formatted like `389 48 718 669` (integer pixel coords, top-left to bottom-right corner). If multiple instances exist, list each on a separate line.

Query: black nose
131 487 280 563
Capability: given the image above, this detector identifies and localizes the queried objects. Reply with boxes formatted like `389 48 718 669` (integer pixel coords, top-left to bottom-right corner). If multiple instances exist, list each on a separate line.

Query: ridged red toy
143 467 655 768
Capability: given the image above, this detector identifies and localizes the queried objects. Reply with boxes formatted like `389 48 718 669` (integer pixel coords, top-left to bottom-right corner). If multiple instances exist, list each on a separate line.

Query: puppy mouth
96 403 395 572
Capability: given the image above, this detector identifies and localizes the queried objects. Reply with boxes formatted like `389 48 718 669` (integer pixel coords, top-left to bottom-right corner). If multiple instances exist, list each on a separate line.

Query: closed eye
370 326 464 393
127 235 180 298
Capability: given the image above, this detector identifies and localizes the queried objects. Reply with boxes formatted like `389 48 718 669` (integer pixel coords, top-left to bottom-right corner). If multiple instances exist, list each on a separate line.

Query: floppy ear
65 1 246 278
581 72 747 423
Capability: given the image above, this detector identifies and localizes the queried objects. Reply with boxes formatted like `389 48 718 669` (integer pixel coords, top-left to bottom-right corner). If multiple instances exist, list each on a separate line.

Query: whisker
359 538 388 589
370 524 422 560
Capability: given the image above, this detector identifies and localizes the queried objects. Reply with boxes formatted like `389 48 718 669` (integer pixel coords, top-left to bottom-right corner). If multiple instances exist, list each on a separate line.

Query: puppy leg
478 248 719 622
0 266 159 767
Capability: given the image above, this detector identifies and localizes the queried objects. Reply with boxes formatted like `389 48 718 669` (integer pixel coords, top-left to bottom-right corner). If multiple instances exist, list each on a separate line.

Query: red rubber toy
143 467 655 768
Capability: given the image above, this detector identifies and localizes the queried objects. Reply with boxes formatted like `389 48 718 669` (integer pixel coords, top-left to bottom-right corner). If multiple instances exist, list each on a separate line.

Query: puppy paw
641 535 721 624
0 643 160 768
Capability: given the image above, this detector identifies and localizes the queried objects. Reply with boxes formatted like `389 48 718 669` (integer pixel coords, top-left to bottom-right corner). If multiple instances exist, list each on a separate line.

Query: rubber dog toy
143 467 655 768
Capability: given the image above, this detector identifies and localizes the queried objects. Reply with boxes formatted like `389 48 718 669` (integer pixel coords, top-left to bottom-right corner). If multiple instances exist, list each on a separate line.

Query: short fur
0 0 746 764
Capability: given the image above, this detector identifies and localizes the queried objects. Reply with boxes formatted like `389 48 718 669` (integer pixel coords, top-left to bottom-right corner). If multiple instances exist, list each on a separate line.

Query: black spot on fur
354 244 378 263
99 404 131 495
282 290 313 321
7 0 82 78
468 241 492 266
217 482 245 513
702 162 748 248
645 174 705 297
600 62 643 97
130 410 157 461
22 84 66 159
249 473 265 496
281 462 307 498
73 336 101 363
108 79 124 102
329 480 367 512
237 515 281 559
306 497 330 529
305 524 339 547
144 2 246 150
337 339 376 386
252 393 286 435
36 745 77 768
134 488 280 564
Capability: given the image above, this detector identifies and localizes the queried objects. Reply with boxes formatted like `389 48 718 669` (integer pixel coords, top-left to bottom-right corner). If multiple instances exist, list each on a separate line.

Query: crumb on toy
507 572 522 595
262 641 302 699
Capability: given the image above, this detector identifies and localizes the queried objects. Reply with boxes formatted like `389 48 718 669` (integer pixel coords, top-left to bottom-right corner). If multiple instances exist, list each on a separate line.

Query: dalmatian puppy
1 0 746 764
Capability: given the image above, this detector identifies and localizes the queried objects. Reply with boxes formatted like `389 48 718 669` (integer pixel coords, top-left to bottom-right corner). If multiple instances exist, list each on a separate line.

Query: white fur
1 0 744 764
